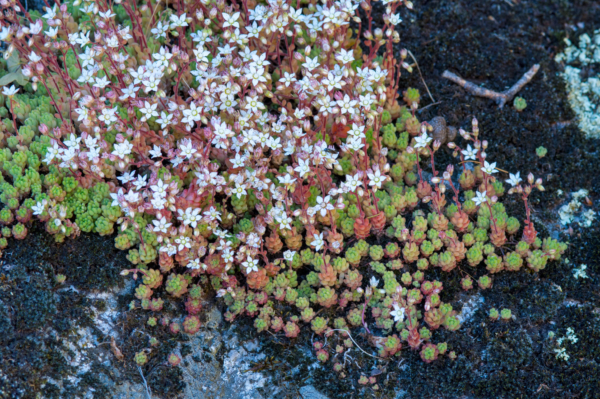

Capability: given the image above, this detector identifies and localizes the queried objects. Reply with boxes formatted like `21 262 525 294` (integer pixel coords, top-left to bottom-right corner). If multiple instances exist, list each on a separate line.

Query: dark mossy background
2 0 600 398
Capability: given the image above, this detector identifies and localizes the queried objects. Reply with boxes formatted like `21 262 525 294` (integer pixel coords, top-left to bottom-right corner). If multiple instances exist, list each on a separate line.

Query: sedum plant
0 0 565 378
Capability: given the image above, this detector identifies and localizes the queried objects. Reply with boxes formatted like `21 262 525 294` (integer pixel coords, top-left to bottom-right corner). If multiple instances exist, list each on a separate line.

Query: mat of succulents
0 0 599 398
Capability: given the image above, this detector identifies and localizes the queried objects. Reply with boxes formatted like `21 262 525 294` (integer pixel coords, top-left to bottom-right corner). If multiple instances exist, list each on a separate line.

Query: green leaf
0 72 23 86
6 51 21 73
0 52 28 87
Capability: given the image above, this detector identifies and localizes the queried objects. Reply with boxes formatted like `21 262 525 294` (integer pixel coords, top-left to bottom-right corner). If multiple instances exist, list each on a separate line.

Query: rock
299 385 329 399
428 116 457 145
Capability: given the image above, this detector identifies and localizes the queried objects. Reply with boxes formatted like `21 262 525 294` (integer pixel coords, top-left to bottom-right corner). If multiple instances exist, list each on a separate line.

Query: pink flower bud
528 173 534 184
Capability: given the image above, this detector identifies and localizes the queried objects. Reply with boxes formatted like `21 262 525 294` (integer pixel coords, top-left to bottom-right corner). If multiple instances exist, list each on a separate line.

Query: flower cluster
0 0 565 375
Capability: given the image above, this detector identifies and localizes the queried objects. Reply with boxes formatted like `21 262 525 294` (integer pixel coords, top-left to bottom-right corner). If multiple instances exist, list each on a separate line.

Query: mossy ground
3 0 600 398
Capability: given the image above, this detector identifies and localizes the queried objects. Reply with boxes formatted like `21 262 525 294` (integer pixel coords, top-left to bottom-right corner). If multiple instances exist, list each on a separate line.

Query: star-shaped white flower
283 250 296 262
481 161 497 175
2 85 19 97
473 191 487 206
311 232 324 251
390 303 405 322
242 256 259 274
461 144 478 160
414 132 432 149
506 172 522 187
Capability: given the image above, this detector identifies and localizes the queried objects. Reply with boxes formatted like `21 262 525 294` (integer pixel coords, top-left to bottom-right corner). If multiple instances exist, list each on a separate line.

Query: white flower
112 141 133 159
277 214 292 230
315 195 335 216
389 13 402 25
337 94 357 115
244 96 264 112
370 276 379 288
170 13 188 29
348 124 365 137
179 138 196 159
64 133 81 149
280 71 297 87
204 206 221 222
311 232 324 251
303 56 320 70
277 173 296 189
149 145 162 159
98 107 118 125
233 183 247 198
222 12 241 28
133 175 147 190
414 132 432 149
139 101 159 122
43 143 60 164
335 49 354 64
99 9 116 19
390 304 405 322
44 26 58 38
32 200 47 216
156 112 173 129
42 5 57 19
481 161 497 175
160 242 177 256
0 26 10 41
178 207 201 228
2 85 19 97
242 256 259 274
152 47 173 67
124 190 140 203
187 258 201 270
94 76 110 89
174 236 191 251
119 84 139 100
461 144 478 160
28 51 42 63
283 250 296 262
473 191 487 206
506 172 522 187
294 158 311 178
117 170 136 184
151 21 169 38
344 173 362 192
368 169 384 190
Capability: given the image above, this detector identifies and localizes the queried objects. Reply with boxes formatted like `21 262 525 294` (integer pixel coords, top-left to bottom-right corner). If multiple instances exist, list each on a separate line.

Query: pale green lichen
555 30 600 138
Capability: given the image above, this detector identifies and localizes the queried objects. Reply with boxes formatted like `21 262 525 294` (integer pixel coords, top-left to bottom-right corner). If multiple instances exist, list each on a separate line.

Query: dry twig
407 49 436 104
442 64 540 108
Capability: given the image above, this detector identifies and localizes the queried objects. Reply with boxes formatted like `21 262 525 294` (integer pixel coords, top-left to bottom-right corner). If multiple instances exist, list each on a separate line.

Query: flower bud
535 178 543 186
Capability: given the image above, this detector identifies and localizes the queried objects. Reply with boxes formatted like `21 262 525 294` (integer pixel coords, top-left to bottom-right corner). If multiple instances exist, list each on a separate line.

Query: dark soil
0 223 187 398
4 0 600 398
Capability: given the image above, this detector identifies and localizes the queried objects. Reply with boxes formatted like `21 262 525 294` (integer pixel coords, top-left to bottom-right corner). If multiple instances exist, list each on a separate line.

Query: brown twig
442 64 540 108
407 49 436 104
